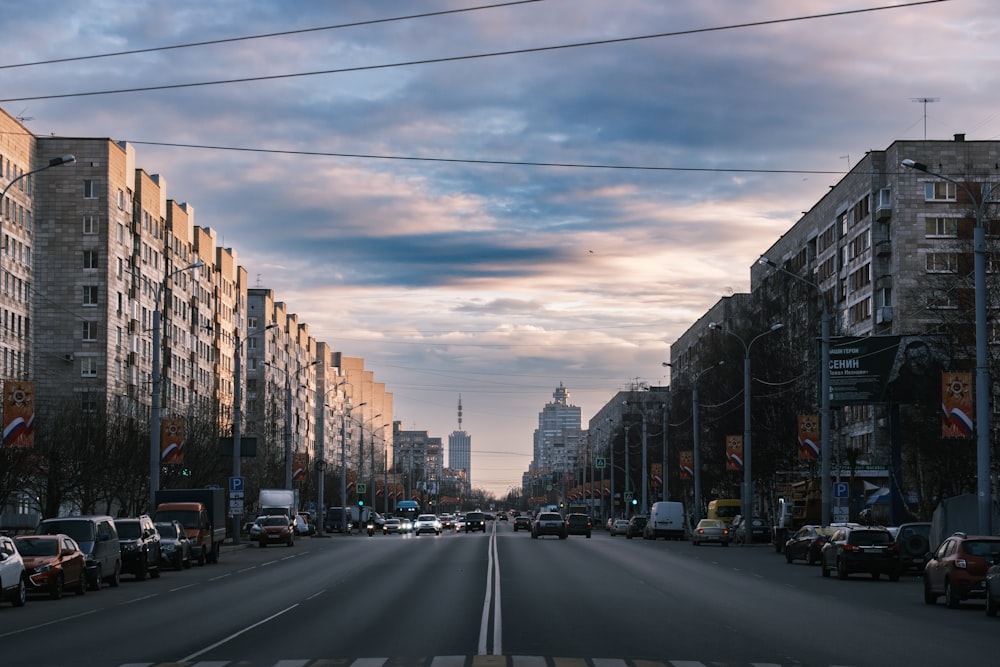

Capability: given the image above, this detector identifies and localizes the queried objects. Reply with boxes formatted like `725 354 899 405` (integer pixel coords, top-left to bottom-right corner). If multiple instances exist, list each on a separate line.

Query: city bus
395 500 420 522
706 499 742 526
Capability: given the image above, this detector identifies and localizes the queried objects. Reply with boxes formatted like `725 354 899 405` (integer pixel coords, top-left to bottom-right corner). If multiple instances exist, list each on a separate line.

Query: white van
644 501 685 540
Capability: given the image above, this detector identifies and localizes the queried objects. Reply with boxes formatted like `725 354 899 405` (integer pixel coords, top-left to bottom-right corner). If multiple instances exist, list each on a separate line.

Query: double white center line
477 522 502 655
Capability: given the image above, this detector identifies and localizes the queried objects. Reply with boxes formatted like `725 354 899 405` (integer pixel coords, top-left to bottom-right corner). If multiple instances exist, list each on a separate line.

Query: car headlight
35 563 52 573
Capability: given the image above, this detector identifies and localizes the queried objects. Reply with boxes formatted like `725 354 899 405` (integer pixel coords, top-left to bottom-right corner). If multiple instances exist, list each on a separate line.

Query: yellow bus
707 499 742 526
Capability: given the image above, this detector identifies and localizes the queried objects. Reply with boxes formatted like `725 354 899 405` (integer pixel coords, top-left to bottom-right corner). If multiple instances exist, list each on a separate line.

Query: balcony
875 187 892 221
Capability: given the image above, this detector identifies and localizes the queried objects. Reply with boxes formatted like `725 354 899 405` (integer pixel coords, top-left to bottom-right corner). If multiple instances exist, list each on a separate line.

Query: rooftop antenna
911 97 939 140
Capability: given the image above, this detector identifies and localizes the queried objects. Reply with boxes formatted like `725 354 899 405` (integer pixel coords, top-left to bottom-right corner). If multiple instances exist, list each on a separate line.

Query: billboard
827 335 949 407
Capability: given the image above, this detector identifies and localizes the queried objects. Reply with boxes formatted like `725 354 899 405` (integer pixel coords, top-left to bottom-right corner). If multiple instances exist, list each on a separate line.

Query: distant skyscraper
532 383 584 476
449 395 471 493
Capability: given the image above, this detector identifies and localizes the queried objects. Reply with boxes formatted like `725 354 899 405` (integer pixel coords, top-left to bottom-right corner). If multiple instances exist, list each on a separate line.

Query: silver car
692 519 731 546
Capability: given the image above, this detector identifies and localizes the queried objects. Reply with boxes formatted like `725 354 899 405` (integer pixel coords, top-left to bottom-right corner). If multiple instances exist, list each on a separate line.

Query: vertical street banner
797 414 819 460
941 371 973 438
725 435 743 471
679 450 693 479
292 452 308 482
3 380 35 447
651 462 663 489
160 419 185 464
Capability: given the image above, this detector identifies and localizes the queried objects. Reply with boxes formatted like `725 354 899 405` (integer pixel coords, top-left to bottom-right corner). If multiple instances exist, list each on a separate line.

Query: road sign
595 457 606 469
834 482 849 498
357 483 367 494
229 491 244 500
229 476 244 493
229 499 244 512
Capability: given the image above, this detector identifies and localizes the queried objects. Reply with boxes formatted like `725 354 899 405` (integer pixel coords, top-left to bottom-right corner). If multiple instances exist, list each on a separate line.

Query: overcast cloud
4 0 994 494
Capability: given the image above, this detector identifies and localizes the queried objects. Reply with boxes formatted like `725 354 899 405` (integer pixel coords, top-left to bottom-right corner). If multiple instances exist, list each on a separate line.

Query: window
849 230 870 260
818 224 837 253
83 215 97 234
117 188 125 209
925 181 957 201
82 321 97 341
926 217 958 238
83 250 98 270
84 179 98 199
926 252 959 273
81 393 98 412
927 289 957 309
849 264 871 292
81 357 98 377
83 285 98 306
849 297 872 324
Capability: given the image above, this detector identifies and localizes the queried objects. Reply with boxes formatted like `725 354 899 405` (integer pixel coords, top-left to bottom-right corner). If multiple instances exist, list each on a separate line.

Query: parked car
565 513 592 538
464 511 487 533
820 525 900 581
155 520 192 570
924 532 1000 608
610 519 630 536
732 515 770 544
894 522 932 574
692 519 731 546
414 514 442 535
624 515 647 540
513 516 532 532
258 515 294 547
532 512 568 539
37 515 121 590
294 512 315 536
114 515 162 581
14 534 87 599
0 534 27 607
785 525 837 565
986 558 1000 617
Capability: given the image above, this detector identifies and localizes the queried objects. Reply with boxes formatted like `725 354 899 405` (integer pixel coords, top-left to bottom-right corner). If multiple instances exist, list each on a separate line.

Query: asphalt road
2 522 996 666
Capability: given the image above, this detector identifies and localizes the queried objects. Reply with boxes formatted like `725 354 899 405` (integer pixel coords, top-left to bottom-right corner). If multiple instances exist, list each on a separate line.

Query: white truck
258 489 297 524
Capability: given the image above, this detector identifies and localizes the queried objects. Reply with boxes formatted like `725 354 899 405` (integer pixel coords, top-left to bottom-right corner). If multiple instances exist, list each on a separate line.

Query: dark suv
924 532 1000 608
820 525 900 581
114 516 161 581
464 511 487 533
565 513 592 538
532 512 567 539
894 522 932 574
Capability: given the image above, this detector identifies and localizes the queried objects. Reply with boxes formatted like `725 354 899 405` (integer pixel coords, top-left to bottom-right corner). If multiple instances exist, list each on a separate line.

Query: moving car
692 519 730 546
610 519 630 536
784 525 836 565
464 511 487 533
732 515 770 544
645 501 685 540
626 515 648 539
820 525 900 581
382 518 402 534
14 534 87 599
924 532 1000 608
258 515 294 547
532 512 568 539
513 516 532 532
155 520 192 569
565 513 592 537
414 514 442 535
986 558 1000 617
0 535 27 607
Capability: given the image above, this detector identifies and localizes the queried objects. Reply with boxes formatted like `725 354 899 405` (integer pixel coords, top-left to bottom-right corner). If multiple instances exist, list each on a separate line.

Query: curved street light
709 321 783 542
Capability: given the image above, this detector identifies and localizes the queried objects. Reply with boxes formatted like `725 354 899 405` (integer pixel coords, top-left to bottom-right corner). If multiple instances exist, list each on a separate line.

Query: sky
2 0 996 497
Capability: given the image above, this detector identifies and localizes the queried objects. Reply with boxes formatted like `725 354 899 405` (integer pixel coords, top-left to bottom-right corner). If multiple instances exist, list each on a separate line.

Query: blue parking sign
230 476 244 493
834 481 849 498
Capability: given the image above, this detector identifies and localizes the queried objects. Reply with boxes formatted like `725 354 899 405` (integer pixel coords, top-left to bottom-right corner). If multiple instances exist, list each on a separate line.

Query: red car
14 535 87 599
258 516 294 548
924 532 1000 608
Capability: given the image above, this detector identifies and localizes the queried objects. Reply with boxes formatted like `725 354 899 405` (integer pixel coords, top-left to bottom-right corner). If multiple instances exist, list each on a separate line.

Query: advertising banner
941 371 973 438
651 462 663 488
2 380 35 447
160 419 185 464
828 335 950 407
292 452 308 482
679 450 693 479
797 414 819 460
725 435 743 471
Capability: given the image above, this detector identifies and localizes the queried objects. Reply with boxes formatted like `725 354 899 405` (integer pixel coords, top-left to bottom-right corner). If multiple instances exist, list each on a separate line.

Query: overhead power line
0 1 947 103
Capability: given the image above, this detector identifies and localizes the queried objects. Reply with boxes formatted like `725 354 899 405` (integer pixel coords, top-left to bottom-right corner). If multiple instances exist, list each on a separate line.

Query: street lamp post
340 400 364 533
758 256 833 526
315 379 347 537
709 321 784 544
691 361 723 523
232 323 277 544
149 260 205 514
0 154 75 380
268 360 321 490
902 159 996 535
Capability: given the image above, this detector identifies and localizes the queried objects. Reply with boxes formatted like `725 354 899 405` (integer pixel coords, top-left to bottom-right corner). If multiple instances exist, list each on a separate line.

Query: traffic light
631 498 638 506
181 467 191 477
358 499 364 506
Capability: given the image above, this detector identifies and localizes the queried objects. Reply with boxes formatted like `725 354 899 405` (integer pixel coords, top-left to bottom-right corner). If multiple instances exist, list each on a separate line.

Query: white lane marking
0 608 103 638
478 520 502 655
177 603 299 662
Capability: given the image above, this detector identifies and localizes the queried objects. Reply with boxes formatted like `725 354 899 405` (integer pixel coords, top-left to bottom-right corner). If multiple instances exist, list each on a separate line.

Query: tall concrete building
448 395 471 495
530 383 584 479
